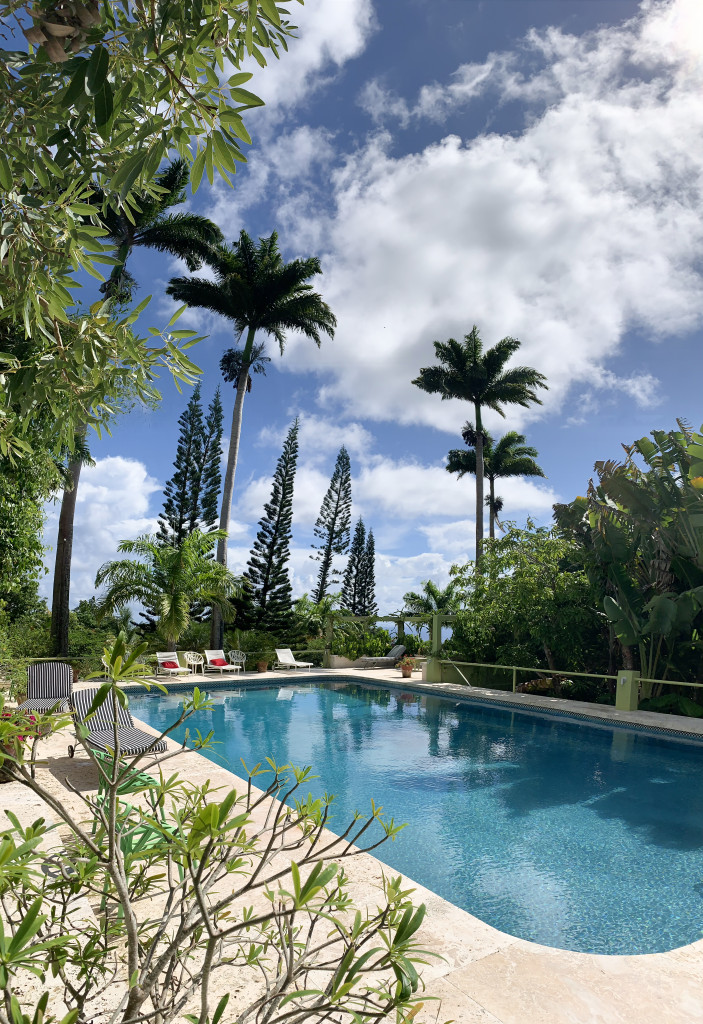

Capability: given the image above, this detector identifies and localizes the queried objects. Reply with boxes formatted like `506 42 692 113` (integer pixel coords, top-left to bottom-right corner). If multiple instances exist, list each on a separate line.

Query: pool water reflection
129 680 703 954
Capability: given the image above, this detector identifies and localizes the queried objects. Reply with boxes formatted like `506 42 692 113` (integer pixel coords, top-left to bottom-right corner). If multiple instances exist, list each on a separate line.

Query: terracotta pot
400 666 412 678
256 660 268 673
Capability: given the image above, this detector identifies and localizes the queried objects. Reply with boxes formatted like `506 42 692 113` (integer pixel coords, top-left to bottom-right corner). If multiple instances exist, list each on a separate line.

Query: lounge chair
357 645 406 669
19 661 72 713
156 652 189 677
274 648 313 672
204 650 242 675
69 686 167 759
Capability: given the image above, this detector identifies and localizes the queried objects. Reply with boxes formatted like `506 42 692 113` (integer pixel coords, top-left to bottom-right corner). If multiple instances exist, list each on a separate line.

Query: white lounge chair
204 650 242 675
274 648 312 672
155 652 189 677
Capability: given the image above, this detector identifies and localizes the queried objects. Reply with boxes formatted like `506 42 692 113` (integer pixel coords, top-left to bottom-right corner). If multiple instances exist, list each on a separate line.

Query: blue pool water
129 680 703 954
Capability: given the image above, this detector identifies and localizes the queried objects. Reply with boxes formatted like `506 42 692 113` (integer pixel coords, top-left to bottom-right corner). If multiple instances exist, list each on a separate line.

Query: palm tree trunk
50 453 84 656
475 405 484 565
489 476 495 541
211 326 256 648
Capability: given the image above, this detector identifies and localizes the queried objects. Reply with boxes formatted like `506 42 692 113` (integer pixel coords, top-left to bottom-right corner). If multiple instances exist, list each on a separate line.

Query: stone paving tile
444 941 703 1024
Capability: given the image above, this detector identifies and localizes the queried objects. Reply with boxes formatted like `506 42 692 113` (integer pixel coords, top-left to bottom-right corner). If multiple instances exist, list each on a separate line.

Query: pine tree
241 419 299 633
190 387 223 533
341 518 366 615
358 529 377 616
158 383 204 546
311 446 352 604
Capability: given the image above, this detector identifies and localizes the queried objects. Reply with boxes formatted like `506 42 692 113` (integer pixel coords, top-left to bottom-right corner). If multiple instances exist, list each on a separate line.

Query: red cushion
211 657 227 666
162 660 179 669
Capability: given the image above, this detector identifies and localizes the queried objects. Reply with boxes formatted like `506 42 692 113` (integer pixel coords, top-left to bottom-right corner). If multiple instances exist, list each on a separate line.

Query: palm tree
50 160 223 656
49 429 94 656
413 325 547 563
95 530 240 650
94 158 224 303
402 579 461 642
447 426 545 540
167 230 336 646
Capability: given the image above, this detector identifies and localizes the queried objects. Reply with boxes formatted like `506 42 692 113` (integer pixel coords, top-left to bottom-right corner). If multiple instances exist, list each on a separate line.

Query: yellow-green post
615 670 640 712
323 615 334 669
426 613 443 683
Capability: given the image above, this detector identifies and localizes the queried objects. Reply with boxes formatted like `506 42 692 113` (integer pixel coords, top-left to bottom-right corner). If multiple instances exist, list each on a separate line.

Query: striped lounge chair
69 686 167 759
19 661 73 714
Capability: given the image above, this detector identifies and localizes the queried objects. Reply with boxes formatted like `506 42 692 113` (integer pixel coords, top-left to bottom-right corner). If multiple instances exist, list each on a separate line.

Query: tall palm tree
447 426 545 540
50 160 223 656
95 530 240 650
94 158 224 303
167 230 336 646
413 325 547 563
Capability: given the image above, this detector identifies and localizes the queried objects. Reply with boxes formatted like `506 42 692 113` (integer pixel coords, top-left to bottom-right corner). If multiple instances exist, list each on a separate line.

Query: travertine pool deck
6 670 703 1023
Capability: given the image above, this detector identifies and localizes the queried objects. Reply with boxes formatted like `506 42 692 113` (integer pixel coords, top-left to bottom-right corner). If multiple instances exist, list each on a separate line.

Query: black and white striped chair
69 686 167 759
19 661 73 714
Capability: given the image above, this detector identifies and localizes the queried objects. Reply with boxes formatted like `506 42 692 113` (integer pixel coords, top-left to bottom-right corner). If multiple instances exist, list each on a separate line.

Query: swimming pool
129 679 703 955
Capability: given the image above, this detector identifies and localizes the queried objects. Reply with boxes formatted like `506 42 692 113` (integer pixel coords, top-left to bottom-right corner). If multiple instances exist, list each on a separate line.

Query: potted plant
256 657 269 673
397 656 416 679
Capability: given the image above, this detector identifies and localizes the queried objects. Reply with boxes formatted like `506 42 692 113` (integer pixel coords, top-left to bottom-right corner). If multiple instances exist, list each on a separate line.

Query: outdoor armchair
69 686 167 759
274 648 313 672
19 661 72 713
357 645 406 669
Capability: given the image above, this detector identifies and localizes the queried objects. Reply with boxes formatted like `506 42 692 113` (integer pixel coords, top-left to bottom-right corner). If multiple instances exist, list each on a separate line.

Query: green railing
436 659 617 693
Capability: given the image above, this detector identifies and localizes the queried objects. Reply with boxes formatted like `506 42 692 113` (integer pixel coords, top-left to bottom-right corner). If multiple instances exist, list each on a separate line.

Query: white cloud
272 0 703 433
257 412 376 464
207 125 337 242
41 457 161 607
240 0 376 115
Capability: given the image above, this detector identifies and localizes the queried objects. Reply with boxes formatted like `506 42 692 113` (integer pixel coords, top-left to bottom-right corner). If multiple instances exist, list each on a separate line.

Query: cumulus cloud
41 457 161 607
240 0 376 115
267 0 703 433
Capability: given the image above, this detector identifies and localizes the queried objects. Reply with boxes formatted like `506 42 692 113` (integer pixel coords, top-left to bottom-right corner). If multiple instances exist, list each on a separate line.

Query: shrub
0 639 433 1023
331 624 395 661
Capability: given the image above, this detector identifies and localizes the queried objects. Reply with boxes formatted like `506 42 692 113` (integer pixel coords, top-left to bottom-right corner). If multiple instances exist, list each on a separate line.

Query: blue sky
42 0 703 613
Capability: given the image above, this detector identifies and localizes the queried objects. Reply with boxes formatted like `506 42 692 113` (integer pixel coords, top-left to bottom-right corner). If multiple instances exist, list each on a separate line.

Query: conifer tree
341 518 366 615
358 529 378 616
311 446 352 604
189 387 223 534
158 383 204 546
241 419 299 633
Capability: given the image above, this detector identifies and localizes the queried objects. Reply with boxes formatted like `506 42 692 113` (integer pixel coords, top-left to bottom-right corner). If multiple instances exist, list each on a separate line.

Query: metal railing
434 659 617 693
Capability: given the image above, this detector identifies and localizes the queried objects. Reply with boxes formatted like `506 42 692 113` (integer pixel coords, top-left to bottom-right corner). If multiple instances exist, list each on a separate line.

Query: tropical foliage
0 0 292 457
554 421 703 688
413 326 547 561
448 523 606 676
93 158 223 303
95 530 241 648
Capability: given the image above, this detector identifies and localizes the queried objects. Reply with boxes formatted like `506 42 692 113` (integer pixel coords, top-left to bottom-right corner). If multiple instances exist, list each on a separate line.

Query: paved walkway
5 671 703 1023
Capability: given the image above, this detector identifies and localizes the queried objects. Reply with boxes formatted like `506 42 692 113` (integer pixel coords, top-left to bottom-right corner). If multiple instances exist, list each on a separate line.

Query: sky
41 0 703 615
